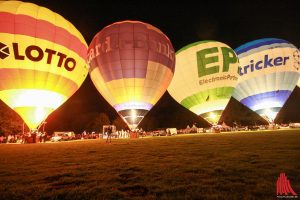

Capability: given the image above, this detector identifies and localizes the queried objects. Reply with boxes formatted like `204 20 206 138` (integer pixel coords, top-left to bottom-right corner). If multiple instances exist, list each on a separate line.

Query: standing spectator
106 126 112 143
42 132 46 143
7 135 11 143
32 131 37 143
121 129 124 138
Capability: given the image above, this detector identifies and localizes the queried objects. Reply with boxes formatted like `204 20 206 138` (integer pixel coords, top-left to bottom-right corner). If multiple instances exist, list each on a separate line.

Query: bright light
252 100 282 112
203 112 221 125
0 89 67 109
0 89 67 130
263 108 277 122
191 99 227 115
14 106 54 130
35 107 47 124
131 109 137 121
114 102 153 112
209 112 217 121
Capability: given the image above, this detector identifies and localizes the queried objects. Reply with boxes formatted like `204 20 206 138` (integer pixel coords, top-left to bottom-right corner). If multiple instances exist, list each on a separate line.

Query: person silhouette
106 126 112 143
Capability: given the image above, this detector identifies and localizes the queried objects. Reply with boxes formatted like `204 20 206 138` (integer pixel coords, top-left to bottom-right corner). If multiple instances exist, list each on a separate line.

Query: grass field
0 129 299 200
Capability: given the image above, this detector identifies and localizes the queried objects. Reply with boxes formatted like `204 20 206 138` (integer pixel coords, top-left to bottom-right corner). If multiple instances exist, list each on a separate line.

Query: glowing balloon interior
233 38 300 122
297 49 300 87
88 21 175 129
168 41 239 125
0 1 88 129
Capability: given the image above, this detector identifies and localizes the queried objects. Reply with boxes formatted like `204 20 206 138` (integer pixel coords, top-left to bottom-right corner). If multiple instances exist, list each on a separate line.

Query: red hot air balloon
88 21 175 130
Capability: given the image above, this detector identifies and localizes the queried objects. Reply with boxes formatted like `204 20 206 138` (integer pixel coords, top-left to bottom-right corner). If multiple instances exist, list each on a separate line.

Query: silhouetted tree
0 100 24 135
112 117 128 130
68 112 98 133
86 113 111 132
139 115 159 131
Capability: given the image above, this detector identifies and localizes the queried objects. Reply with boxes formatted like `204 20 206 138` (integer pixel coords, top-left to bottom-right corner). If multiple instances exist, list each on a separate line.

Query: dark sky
25 0 300 131
30 0 300 48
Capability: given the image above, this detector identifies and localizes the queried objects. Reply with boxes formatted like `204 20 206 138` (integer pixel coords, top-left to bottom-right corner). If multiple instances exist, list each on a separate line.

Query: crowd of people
2 123 288 144
101 128 138 139
0 126 144 144
0 131 47 144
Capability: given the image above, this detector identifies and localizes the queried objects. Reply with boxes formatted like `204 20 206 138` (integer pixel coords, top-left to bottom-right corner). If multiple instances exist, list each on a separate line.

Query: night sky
20 0 300 131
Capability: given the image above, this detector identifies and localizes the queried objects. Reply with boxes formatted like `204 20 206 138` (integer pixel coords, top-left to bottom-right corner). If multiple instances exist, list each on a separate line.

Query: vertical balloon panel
88 21 175 129
233 38 300 122
168 41 239 124
0 1 88 129
296 49 300 87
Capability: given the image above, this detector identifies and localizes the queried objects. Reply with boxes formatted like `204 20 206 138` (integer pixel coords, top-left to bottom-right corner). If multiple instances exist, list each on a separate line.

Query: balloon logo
168 41 239 125
88 20 175 130
0 1 88 130
233 38 300 122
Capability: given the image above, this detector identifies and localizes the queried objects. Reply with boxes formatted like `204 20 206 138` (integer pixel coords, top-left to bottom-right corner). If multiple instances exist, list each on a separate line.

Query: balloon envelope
168 41 239 124
233 38 300 122
297 49 300 87
88 21 175 129
0 1 88 129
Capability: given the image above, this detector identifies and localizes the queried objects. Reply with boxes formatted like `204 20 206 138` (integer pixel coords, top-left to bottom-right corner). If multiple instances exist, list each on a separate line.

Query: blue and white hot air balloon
233 38 300 122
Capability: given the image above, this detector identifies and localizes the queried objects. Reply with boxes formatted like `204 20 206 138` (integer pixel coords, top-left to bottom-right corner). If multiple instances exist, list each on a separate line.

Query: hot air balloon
168 41 239 125
233 38 300 122
296 49 300 87
88 20 175 130
0 1 88 130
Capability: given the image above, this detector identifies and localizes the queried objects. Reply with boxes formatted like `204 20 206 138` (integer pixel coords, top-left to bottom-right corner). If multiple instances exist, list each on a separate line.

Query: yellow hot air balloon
0 1 88 130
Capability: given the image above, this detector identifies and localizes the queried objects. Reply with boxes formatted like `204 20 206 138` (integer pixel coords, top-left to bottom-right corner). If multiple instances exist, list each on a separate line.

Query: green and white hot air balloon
168 41 239 125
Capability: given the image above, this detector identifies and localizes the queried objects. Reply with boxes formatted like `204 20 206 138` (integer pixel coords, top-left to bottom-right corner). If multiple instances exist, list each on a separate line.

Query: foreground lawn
0 129 299 200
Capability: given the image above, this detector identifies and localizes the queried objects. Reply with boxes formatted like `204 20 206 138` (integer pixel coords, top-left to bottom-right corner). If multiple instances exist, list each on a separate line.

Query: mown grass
0 129 299 200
